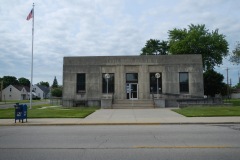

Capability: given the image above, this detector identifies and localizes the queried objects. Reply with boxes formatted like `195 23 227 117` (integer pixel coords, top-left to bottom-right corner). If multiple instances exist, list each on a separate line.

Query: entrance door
126 83 138 100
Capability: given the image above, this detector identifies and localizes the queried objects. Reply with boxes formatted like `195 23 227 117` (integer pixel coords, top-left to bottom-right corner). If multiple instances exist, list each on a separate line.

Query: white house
231 89 240 99
1 85 30 101
33 84 50 99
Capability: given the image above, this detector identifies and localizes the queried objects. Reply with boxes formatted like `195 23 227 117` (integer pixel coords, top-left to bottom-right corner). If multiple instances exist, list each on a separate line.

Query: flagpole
30 3 34 109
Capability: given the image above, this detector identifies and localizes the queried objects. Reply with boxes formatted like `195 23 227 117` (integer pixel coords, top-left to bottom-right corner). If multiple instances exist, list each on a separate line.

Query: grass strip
172 106 240 117
0 104 99 119
224 99 240 106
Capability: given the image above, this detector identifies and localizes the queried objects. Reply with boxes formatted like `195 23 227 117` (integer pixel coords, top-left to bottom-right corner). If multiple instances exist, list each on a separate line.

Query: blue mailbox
14 103 28 123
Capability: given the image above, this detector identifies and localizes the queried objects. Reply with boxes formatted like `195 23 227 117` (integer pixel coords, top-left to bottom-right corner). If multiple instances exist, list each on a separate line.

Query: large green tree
233 83 240 89
38 81 50 87
51 87 62 97
51 76 61 97
141 39 169 55
18 77 30 86
1 76 19 89
230 41 240 65
168 24 229 70
52 76 58 88
203 70 227 97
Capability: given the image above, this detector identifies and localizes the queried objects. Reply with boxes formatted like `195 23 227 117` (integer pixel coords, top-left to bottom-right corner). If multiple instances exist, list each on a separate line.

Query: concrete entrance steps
112 99 154 109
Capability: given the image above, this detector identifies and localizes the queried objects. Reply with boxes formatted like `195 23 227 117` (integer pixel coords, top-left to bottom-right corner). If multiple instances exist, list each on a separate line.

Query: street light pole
0 81 3 102
238 71 240 84
104 73 110 95
107 78 109 95
226 68 229 99
155 73 160 99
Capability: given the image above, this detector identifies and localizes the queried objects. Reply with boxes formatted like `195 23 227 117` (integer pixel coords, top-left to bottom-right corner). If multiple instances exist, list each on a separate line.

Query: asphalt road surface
0 124 240 160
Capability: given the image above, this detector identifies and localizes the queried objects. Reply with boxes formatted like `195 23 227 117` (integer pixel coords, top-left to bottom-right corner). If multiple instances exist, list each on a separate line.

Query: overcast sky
0 0 239 86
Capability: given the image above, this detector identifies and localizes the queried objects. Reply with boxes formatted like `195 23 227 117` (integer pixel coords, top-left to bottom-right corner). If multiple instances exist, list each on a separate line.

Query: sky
0 0 240 86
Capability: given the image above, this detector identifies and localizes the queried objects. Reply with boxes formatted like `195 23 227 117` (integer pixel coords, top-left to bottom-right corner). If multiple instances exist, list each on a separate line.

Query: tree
140 39 169 55
203 70 226 97
0 77 3 93
38 81 50 87
232 83 240 89
52 76 58 88
51 76 61 97
51 87 62 97
18 77 30 86
230 41 240 65
1 76 19 88
168 24 229 70
0 77 2 88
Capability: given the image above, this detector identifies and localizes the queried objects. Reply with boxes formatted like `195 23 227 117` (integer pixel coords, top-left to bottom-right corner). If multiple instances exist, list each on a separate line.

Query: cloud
0 0 240 85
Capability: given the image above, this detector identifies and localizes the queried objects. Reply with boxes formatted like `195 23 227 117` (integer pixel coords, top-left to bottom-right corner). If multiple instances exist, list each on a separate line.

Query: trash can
14 103 28 123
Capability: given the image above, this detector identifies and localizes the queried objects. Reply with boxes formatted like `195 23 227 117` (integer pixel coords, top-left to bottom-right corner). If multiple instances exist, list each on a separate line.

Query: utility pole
238 71 240 84
230 78 232 99
0 81 3 102
226 68 229 99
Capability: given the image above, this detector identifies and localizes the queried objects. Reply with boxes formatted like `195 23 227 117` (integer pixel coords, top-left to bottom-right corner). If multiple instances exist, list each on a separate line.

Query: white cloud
0 0 240 85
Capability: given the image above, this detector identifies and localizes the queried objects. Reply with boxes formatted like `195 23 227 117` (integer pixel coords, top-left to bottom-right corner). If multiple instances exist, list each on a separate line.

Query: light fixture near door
104 73 110 95
155 73 161 99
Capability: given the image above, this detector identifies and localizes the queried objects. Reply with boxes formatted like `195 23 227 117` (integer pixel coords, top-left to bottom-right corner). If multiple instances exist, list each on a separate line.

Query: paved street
0 125 240 160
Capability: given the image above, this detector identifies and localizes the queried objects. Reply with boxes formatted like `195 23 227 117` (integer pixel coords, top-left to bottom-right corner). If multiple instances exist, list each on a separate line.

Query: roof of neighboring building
232 88 240 93
12 85 30 92
36 84 50 94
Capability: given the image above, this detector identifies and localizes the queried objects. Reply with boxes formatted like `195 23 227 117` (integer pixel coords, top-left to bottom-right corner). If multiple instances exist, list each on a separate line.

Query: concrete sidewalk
1 108 240 126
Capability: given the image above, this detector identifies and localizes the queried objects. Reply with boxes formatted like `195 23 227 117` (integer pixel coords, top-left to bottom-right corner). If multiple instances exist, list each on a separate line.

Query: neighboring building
0 81 2 101
33 84 50 99
63 55 204 108
231 89 240 99
1 85 30 101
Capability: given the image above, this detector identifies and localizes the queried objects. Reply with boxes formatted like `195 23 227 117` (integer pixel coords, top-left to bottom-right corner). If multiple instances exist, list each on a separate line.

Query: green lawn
224 99 240 106
0 104 99 119
172 99 240 117
172 106 240 117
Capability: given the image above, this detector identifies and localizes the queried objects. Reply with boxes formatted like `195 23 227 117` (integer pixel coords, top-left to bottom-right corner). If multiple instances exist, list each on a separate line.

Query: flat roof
64 55 203 66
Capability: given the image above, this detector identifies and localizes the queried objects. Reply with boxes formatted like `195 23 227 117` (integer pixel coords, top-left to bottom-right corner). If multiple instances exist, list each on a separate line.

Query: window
126 73 138 83
149 73 162 94
102 73 114 93
10 88 12 92
179 72 189 93
76 73 86 93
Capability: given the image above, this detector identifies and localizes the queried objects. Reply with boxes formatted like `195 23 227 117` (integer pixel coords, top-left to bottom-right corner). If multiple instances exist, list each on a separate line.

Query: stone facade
62 55 204 107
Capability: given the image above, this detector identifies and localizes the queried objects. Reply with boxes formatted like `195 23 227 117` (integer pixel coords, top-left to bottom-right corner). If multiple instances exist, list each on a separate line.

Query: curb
1 122 240 126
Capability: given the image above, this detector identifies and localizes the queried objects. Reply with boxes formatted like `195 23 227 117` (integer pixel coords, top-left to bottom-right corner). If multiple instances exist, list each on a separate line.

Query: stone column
139 65 149 99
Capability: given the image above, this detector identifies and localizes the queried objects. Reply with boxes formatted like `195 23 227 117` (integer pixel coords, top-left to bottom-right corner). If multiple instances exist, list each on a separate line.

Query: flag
26 9 33 20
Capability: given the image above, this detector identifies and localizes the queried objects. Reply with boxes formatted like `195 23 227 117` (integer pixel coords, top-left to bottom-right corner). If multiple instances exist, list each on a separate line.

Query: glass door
131 84 138 99
126 83 138 100
126 73 138 100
